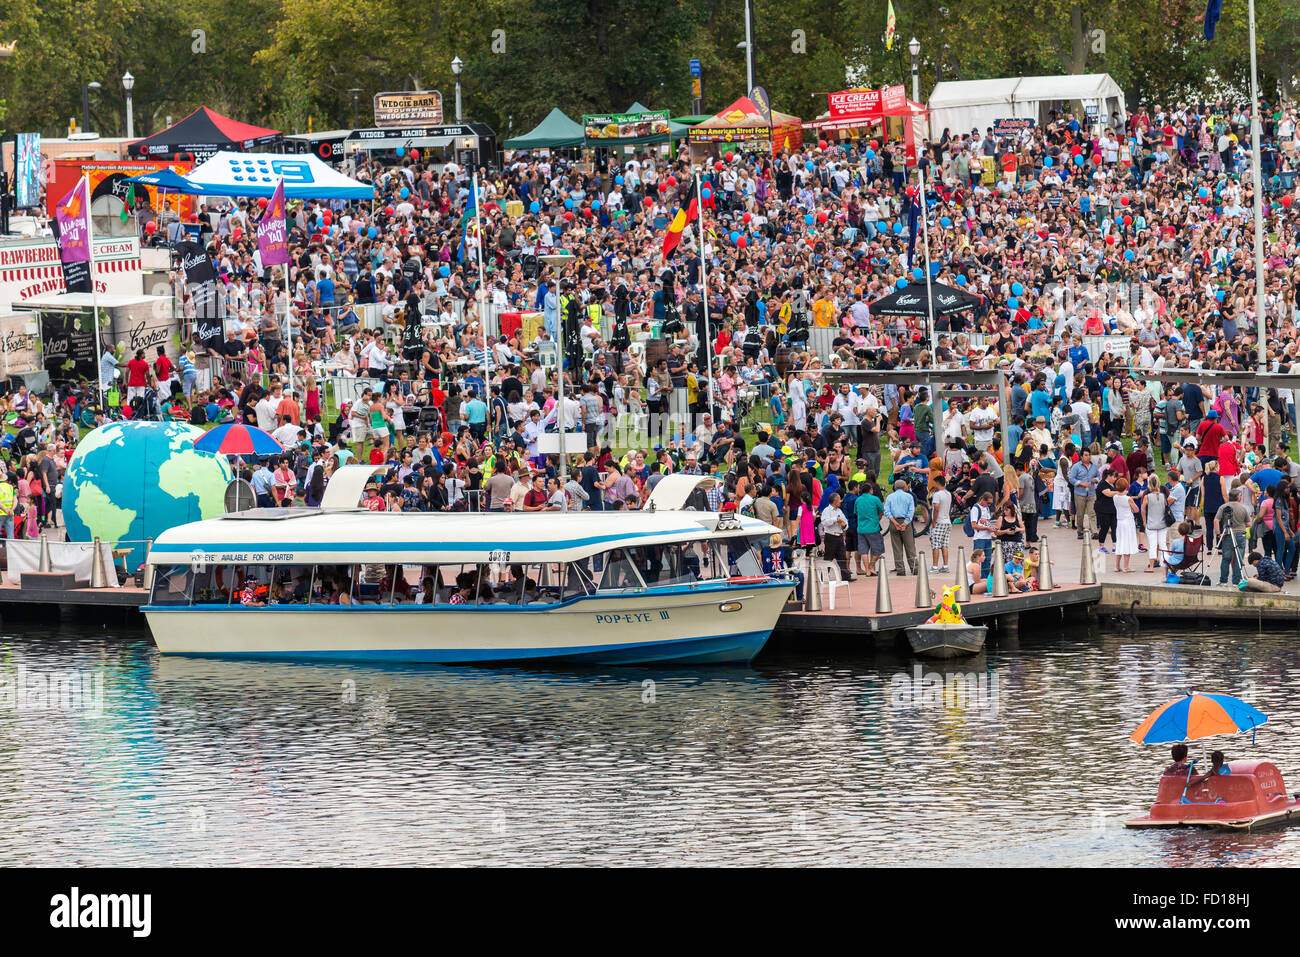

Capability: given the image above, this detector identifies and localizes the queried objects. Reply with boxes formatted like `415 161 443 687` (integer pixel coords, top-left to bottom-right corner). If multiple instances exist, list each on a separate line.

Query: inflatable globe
63 421 234 572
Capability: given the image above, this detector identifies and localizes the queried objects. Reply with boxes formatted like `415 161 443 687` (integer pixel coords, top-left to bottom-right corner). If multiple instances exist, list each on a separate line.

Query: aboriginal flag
661 181 699 258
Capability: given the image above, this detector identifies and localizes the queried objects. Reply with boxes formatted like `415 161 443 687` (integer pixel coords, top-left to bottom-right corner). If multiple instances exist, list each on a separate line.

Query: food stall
686 96 803 158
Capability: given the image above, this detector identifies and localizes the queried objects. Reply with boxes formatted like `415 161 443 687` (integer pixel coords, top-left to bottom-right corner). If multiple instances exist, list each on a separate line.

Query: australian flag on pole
1204 0 1222 41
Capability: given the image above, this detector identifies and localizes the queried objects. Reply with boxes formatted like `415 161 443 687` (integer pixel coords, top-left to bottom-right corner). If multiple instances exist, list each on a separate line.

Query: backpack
962 504 979 538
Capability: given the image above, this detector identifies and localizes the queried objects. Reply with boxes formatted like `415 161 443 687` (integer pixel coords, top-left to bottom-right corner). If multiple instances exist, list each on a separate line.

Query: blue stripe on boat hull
160 631 773 666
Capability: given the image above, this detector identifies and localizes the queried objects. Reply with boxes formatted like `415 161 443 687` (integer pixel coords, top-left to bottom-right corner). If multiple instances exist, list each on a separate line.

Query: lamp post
122 71 135 139
742 0 755 92
82 80 101 133
908 37 920 105
348 88 361 128
451 56 463 123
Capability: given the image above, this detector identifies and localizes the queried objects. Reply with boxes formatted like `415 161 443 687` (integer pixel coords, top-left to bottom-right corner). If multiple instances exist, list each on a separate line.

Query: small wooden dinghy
905 622 988 658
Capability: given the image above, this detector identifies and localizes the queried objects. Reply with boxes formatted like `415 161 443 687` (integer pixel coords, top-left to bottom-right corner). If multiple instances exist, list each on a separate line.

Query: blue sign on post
689 59 701 77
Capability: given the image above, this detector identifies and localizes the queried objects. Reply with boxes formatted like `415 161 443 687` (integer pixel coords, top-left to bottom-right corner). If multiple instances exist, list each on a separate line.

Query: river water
1 621 1298 866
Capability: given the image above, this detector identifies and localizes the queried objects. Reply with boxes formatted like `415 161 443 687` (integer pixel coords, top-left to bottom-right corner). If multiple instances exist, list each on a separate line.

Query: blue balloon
892 222 903 235
1216 289 1226 302
1074 154 1085 166
1011 282 1024 297
530 201 540 214
804 213 814 225
439 265 450 277
564 198 574 210
400 187 410 199
940 216 952 228
1124 249 1136 261
367 227 377 239
615 175 624 185
1008 297 1019 310
865 149 876 160
1044 156 1054 167
913 267 923 280
955 274 967 286
1198 186 1210 199
805 161 815 171
591 199 601 210
729 230 740 242
702 187 712 199
395 147 405 157
896 278 907 290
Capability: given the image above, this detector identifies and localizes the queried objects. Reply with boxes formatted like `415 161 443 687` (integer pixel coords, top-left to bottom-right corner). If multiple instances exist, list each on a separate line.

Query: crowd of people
12 94 1300 596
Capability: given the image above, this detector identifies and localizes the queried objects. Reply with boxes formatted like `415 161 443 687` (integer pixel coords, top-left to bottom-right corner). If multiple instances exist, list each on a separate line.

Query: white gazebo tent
927 73 1126 137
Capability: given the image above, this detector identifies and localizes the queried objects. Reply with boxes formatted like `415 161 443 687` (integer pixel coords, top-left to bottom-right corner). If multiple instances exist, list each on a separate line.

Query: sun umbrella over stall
193 423 283 456
1130 691 1269 745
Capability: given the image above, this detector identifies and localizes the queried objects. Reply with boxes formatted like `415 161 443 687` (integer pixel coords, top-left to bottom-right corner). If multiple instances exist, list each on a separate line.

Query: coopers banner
53 178 93 294
256 179 289 267
174 240 224 351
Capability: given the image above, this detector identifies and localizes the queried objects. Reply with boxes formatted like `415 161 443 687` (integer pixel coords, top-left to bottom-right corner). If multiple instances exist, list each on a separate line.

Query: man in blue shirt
883 479 918 576
251 462 276 508
542 281 559 339
463 389 488 441
1068 449 1100 539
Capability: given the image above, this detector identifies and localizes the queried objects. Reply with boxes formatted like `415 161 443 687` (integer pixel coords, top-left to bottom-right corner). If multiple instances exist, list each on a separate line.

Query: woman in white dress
1109 479 1140 572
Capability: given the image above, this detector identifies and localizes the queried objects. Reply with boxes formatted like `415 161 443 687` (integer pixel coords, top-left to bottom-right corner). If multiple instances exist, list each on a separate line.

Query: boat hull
1124 761 1300 831
905 623 988 658
144 582 793 666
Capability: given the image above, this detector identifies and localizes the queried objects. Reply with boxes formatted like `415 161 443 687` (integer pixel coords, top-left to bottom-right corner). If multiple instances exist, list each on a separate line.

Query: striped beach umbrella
1130 691 1268 745
193 423 283 456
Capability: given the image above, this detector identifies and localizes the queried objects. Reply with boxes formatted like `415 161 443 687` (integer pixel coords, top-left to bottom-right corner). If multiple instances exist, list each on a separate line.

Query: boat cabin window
149 560 591 607
597 548 646 592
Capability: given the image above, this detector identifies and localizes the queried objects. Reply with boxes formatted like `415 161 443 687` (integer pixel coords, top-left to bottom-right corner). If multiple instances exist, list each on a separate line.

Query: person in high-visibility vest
0 480 15 541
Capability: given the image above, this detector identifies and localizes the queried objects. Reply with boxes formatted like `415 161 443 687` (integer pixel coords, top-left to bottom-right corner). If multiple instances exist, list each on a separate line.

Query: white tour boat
142 470 795 665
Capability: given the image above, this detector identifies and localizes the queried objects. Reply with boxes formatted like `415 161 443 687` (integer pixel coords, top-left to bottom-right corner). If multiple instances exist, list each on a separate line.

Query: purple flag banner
53 177 93 294
256 178 289 267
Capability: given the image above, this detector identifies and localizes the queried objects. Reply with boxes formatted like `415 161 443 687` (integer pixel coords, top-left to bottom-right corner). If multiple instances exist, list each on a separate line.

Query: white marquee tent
140 151 375 200
927 74 1127 137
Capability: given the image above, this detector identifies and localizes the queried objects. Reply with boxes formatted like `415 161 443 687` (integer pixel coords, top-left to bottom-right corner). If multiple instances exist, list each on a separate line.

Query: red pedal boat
1126 760 1300 831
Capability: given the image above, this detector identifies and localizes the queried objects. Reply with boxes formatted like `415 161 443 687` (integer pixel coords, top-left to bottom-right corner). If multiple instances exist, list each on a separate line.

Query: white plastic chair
816 559 852 610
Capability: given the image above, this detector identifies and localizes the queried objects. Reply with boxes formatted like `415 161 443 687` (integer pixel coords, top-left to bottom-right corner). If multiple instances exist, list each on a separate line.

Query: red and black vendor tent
128 107 282 162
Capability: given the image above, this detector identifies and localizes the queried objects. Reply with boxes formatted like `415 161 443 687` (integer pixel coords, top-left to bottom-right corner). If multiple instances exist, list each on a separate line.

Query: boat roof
147 508 780 566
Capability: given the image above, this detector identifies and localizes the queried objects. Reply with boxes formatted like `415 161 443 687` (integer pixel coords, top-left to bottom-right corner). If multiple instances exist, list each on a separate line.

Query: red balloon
725 151 735 162
643 197 654 207
409 149 419 160
714 161 724 172
1120 195 1130 206
1105 234 1117 245
817 211 828 224
1070 145 1081 156
384 205 395 216
737 236 747 248
323 211 333 224
257 197 268 209
563 211 574 221
870 140 879 150
145 221 157 234
658 182 668 192
1283 195 1294 208
818 140 828 150
1093 153 1103 164
666 176 677 187
742 212 751 224
1122 215 1132 226
583 207 593 217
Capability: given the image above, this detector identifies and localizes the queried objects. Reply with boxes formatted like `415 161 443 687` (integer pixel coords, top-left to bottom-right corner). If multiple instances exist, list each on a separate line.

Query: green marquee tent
504 107 586 150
